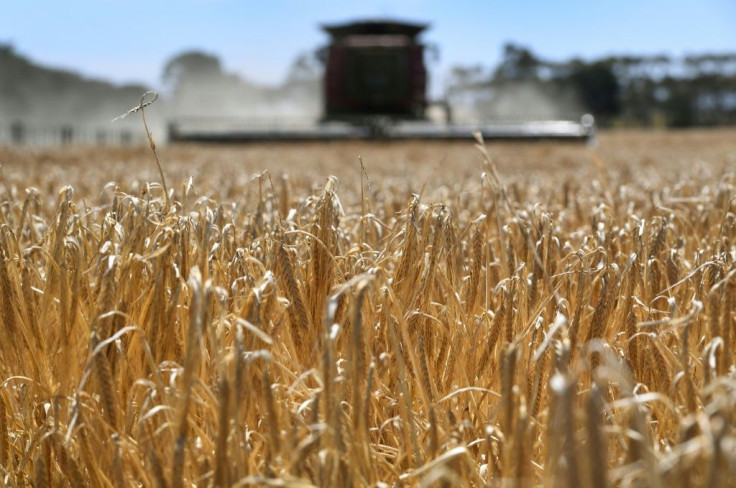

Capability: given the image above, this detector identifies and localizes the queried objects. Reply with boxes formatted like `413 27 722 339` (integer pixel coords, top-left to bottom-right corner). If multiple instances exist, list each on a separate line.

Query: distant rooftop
321 19 429 39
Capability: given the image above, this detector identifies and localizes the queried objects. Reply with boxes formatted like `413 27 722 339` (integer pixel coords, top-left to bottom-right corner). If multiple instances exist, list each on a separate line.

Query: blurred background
1 0 734 144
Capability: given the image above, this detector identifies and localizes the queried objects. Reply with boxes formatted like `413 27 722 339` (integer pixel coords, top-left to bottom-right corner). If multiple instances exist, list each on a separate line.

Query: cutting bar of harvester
167 115 596 144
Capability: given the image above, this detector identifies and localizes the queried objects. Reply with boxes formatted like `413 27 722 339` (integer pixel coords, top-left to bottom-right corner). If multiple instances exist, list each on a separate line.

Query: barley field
0 129 735 487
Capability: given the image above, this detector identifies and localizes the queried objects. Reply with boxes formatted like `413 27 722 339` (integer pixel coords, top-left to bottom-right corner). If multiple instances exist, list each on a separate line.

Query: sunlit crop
0 130 734 486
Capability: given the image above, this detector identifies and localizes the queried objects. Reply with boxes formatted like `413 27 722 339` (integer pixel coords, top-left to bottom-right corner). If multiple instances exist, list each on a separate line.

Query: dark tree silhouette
493 43 541 81
566 61 621 121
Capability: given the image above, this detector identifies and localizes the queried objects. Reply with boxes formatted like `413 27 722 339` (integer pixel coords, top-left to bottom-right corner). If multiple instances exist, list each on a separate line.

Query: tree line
0 44 147 126
2 41 735 129
448 44 736 127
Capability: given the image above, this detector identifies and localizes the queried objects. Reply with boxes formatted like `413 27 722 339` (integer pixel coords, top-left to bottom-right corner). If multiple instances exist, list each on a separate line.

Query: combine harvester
168 20 595 143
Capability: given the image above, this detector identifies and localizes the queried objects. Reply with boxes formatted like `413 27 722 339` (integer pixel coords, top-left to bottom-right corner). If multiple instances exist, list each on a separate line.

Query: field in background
0 129 735 486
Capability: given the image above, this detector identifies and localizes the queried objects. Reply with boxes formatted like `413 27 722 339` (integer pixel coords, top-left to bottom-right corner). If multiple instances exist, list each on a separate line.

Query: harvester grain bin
168 19 595 143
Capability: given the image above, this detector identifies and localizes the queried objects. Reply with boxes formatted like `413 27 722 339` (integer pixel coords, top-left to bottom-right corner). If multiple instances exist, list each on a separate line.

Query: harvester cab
320 20 429 126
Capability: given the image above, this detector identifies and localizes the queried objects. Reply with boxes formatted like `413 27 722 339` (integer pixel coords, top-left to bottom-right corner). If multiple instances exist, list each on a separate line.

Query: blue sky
1 0 734 91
